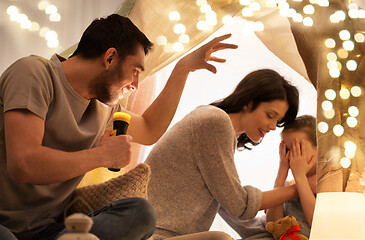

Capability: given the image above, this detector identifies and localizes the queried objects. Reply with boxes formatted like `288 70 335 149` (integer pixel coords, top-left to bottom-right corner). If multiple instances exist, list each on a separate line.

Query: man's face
89 45 145 106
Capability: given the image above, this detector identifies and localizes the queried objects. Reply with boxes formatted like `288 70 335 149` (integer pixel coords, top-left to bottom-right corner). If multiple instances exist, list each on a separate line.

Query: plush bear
266 215 308 240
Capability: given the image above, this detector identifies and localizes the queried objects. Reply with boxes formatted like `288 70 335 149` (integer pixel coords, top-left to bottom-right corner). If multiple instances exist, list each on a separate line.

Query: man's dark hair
70 14 153 60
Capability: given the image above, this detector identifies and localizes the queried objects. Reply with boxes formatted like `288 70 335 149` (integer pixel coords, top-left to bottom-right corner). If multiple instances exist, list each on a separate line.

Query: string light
321 100 333 111
174 23 186 34
339 88 350 99
325 89 336 100
250 2 261 11
242 7 254 17
156 36 168 45
222 15 234 24
239 0 251 5
303 5 315 14
337 48 348 58
38 0 50 10
173 42 184 52
345 141 357 152
346 117 358 128
323 109 335 119
346 60 357 71
169 11 181 21
333 125 344 137
340 157 351 168
348 106 359 117
318 122 329 133
343 40 355 51
351 86 362 97
325 38 336 48
179 34 190 44
196 21 208 30
303 17 313 26
339 30 351 40
354 33 365 43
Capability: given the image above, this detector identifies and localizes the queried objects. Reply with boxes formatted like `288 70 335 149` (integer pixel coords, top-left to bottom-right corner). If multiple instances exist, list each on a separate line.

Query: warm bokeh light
173 42 184 52
169 11 181 21
222 15 234 25
303 4 315 14
325 38 336 48
346 60 357 71
354 33 365 43
49 13 61 22
196 21 208 30
45 4 57 15
327 52 337 61
303 17 313 26
351 86 362 97
156 35 168 45
344 141 357 152
339 30 351 40
322 100 333 111
174 23 186 34
242 7 254 17
318 122 329 133
179 34 190 44
323 109 335 119
340 157 351 168
329 68 340 78
346 117 358 128
38 0 50 10
348 106 359 117
333 124 344 137
337 48 349 58
339 88 350 99
343 40 355 51
325 89 336 100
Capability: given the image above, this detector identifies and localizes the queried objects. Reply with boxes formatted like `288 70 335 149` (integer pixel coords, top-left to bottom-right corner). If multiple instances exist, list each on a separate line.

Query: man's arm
127 34 238 145
5 109 132 185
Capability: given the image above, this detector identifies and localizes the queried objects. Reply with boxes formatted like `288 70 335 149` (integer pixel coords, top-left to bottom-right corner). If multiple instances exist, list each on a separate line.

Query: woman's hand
176 34 238 74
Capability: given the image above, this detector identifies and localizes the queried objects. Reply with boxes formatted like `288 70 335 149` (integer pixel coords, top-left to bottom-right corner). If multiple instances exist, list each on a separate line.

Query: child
266 115 317 238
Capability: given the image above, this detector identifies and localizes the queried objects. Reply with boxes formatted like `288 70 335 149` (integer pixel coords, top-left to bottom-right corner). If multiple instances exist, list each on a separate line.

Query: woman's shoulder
189 105 232 128
189 105 228 120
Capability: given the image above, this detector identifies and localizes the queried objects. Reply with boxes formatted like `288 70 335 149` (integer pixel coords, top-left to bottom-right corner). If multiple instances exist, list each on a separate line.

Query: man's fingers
208 56 227 63
209 33 232 44
203 63 217 73
212 43 238 51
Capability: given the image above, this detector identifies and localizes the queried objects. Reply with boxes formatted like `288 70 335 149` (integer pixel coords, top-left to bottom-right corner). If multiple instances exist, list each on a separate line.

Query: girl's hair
282 115 317 146
71 14 153 60
211 69 299 150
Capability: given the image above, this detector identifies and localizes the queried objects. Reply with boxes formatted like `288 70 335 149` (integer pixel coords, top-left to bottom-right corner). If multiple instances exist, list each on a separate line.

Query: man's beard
88 65 122 106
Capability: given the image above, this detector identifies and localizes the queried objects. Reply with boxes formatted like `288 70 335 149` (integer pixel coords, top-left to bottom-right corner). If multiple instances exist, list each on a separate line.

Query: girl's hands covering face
289 138 316 177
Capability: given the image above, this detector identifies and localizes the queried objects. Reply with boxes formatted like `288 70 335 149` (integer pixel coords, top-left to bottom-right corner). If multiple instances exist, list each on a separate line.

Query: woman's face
239 99 289 143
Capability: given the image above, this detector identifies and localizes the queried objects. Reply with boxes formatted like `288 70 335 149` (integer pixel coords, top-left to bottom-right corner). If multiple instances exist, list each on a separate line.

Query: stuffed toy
266 216 308 240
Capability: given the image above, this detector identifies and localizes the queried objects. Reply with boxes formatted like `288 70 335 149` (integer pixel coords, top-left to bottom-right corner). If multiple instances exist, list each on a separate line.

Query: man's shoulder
6 55 51 75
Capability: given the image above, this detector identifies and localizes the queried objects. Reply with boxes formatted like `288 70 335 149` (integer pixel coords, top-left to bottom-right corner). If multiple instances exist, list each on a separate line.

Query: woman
145 69 301 240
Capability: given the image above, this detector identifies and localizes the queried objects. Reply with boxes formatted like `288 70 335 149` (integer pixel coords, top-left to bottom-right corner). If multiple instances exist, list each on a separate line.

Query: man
0 14 237 240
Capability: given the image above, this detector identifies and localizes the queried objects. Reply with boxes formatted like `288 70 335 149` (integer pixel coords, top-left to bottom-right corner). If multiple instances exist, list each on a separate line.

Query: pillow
69 163 151 214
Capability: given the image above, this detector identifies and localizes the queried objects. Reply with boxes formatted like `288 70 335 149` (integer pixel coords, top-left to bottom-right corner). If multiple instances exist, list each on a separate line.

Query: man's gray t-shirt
0 54 119 235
